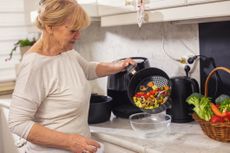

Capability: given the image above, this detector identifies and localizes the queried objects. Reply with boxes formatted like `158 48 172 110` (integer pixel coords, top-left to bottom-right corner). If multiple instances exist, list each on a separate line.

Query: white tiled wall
76 22 200 95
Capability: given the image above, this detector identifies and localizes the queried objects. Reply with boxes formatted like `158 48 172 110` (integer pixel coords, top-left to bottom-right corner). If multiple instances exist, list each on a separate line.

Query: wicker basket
193 67 230 142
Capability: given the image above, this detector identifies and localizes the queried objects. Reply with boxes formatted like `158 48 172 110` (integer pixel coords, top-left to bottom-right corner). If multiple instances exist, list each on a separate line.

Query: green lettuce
215 94 230 104
219 98 230 112
186 93 213 121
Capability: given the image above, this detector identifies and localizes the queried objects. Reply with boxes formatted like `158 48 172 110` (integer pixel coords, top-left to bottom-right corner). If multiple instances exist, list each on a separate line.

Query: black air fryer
107 57 150 118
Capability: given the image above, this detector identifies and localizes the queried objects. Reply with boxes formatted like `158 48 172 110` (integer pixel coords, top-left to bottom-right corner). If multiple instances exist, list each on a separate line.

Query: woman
8 0 134 153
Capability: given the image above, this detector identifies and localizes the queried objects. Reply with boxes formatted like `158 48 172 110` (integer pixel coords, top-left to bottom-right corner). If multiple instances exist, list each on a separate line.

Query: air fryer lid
127 66 171 114
107 57 150 91
120 57 150 71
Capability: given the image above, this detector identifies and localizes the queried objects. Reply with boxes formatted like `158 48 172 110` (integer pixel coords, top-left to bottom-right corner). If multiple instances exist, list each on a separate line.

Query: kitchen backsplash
75 22 200 95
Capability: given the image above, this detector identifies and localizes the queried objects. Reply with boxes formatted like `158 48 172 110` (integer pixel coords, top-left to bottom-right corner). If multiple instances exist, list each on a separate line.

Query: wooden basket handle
205 67 230 97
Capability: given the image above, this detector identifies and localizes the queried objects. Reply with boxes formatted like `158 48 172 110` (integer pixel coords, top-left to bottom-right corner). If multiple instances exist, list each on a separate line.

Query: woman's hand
96 58 136 77
113 58 136 73
68 134 100 153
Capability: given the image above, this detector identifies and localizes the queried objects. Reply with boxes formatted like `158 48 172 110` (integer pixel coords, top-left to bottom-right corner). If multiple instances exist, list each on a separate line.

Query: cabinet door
146 0 186 10
78 0 98 17
97 0 135 16
98 0 186 16
187 0 223 5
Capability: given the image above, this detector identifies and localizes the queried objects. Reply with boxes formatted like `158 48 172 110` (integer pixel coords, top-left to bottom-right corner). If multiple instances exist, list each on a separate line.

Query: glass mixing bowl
129 112 171 138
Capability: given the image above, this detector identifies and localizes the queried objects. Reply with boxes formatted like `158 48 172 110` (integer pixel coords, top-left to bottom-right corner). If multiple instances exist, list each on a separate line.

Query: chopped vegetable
133 81 170 109
147 81 154 87
186 93 213 121
139 85 147 91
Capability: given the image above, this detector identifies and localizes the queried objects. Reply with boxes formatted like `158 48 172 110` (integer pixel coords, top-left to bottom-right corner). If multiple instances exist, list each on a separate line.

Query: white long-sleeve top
8 49 98 153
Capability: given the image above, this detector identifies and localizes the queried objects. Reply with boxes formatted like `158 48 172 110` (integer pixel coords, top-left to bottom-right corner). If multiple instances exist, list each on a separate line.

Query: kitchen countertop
1 95 229 153
89 115 230 153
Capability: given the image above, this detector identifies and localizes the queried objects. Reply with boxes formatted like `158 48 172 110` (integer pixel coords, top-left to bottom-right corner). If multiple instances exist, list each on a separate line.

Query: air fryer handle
120 57 148 65
130 57 148 63
187 78 199 115
126 64 137 78
189 78 200 93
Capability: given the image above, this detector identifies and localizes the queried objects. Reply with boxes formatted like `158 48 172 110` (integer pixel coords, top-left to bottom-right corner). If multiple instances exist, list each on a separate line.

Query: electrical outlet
180 55 195 64
179 57 187 64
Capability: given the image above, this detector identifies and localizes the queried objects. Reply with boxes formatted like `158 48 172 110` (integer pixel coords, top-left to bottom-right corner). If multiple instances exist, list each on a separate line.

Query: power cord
187 55 208 64
160 23 196 64
187 54 222 97
184 65 191 77
161 24 181 63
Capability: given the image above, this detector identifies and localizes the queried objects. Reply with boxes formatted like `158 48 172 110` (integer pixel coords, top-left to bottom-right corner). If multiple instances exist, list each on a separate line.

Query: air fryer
107 57 150 118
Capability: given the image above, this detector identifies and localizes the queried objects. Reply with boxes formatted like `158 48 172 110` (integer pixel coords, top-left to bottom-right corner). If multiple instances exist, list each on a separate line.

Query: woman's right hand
67 134 101 153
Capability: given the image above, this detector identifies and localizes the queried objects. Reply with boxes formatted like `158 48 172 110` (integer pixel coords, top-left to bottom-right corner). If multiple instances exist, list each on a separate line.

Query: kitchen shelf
0 81 15 95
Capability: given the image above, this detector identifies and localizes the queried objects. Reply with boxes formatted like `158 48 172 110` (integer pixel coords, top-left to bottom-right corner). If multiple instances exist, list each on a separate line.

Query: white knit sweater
8 49 99 153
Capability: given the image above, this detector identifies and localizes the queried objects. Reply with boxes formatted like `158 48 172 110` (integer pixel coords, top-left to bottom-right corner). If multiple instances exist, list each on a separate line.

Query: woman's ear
45 25 53 34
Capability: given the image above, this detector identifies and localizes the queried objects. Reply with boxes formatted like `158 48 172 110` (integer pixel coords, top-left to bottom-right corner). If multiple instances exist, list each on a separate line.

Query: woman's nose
73 31 80 40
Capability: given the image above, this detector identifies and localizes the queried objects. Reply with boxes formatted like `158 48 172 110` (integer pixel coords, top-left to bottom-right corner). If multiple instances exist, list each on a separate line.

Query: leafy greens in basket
186 93 213 121
219 98 230 112
215 94 230 112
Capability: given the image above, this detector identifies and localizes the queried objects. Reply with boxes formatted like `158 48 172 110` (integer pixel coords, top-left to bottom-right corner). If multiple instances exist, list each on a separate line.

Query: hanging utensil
136 0 145 28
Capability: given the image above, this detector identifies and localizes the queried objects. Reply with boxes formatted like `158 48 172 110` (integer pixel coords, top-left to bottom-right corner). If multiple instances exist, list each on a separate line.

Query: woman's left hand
113 58 136 73
96 58 136 77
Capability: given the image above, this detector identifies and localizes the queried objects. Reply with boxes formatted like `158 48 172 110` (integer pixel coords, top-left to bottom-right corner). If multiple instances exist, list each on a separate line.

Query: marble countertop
1 95 229 153
90 115 230 153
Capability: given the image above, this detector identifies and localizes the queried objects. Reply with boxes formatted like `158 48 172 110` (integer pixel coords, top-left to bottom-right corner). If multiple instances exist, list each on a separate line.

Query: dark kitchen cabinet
199 21 230 99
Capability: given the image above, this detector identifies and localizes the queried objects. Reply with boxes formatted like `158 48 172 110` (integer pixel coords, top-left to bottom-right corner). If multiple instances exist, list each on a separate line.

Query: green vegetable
215 94 230 104
219 98 230 112
186 93 213 121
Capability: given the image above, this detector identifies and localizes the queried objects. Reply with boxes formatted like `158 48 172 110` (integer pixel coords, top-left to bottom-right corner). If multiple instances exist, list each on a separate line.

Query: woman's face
52 22 80 51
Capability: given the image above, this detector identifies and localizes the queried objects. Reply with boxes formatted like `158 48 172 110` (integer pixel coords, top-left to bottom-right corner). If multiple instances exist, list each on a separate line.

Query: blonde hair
36 0 90 30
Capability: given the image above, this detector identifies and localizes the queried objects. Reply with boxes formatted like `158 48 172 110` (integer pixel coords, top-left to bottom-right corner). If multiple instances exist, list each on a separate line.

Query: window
0 0 28 93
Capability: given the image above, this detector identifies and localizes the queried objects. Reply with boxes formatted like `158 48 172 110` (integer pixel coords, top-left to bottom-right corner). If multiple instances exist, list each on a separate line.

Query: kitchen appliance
107 57 150 118
88 94 112 124
127 65 171 114
167 72 199 123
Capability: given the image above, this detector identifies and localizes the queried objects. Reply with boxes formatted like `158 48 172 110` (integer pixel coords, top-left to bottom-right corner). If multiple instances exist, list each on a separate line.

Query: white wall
76 22 200 95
